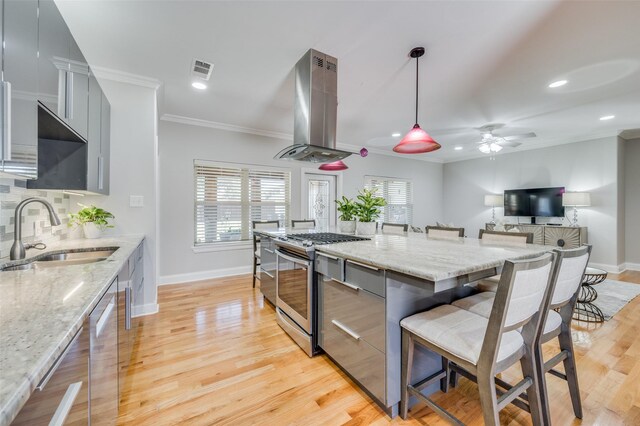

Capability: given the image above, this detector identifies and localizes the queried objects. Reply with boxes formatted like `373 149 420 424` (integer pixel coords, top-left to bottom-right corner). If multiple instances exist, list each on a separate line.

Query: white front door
302 173 337 231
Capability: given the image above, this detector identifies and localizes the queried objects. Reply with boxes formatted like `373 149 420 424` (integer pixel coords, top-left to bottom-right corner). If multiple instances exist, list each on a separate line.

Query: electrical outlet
129 195 144 208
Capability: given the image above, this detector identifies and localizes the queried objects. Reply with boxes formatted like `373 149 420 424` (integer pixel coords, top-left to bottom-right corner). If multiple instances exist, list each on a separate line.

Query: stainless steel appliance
275 232 369 357
274 49 352 163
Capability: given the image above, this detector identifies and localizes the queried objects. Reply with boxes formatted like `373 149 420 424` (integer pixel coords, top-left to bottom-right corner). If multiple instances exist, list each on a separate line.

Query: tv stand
485 223 588 249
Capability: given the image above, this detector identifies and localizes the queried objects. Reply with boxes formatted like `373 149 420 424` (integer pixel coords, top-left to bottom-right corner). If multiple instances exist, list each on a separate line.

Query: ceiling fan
475 123 536 154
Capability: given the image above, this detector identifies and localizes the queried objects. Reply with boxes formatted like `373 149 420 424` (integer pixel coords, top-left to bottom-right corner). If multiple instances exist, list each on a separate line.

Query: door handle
67 72 74 120
328 278 360 292
125 287 132 330
347 259 380 271
331 320 361 341
98 155 104 190
1 81 11 161
49 381 83 426
96 296 115 338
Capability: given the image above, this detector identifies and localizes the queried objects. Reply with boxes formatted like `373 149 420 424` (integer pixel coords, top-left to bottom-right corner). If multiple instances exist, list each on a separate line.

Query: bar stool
291 219 316 229
425 225 465 238
476 229 534 292
381 223 408 234
400 253 557 425
452 246 591 423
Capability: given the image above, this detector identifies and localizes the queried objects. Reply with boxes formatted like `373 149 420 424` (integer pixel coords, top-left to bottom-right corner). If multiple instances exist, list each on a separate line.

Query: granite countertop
0 235 145 426
316 233 553 282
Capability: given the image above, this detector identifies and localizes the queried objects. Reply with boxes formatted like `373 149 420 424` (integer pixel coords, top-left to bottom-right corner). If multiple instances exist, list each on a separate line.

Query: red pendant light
393 47 441 154
319 160 348 171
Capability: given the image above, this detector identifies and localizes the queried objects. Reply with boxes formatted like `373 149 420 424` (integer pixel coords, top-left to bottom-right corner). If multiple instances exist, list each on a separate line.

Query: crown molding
91 66 162 90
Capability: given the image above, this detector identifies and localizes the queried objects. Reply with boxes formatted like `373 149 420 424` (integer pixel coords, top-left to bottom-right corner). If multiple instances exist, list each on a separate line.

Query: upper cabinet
87 69 110 194
0 0 39 179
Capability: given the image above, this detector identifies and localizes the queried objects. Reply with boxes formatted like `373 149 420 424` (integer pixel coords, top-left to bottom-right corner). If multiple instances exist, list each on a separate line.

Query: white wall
72 80 159 315
157 119 443 284
625 138 640 266
443 137 622 270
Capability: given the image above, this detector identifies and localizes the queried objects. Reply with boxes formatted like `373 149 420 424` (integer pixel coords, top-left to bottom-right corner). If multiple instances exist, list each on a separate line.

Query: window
364 176 413 225
194 160 290 244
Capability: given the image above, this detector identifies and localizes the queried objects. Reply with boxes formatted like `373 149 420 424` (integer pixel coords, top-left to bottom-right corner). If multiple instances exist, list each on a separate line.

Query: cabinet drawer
544 227 581 249
321 310 386 404
344 259 385 297
321 276 385 352
315 252 342 280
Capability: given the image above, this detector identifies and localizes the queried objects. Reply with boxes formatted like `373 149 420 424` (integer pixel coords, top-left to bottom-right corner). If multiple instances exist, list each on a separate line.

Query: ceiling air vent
191 58 213 80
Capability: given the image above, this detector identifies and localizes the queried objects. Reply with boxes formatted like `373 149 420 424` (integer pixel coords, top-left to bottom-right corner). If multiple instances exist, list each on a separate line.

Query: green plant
354 188 386 223
335 196 357 221
68 204 115 230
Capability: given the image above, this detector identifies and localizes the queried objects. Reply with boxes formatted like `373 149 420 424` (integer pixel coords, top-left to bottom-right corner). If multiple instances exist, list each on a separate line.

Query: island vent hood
274 49 352 163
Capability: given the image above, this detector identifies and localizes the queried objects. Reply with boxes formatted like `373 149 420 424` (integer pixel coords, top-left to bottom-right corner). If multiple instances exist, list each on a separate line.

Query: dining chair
451 245 591 424
425 225 465 238
381 223 408 234
291 219 316 229
252 220 279 288
400 252 557 425
476 229 535 292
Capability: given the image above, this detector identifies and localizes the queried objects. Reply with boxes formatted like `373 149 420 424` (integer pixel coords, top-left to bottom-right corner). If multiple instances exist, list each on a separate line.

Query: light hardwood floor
118 271 640 426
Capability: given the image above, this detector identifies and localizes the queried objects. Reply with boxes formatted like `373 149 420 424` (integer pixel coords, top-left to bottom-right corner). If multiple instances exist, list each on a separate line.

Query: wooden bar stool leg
400 329 415 420
440 357 450 393
520 347 546 426
477 370 500 426
252 258 257 288
558 327 583 419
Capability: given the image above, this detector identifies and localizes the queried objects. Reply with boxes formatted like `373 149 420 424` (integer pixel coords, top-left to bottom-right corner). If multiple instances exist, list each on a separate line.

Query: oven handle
275 249 312 267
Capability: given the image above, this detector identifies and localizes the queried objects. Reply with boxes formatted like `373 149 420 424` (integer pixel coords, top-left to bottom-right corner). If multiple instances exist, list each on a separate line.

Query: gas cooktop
285 232 370 245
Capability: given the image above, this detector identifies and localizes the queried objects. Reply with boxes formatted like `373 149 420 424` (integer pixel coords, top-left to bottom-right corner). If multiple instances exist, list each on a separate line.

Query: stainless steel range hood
274 49 352 163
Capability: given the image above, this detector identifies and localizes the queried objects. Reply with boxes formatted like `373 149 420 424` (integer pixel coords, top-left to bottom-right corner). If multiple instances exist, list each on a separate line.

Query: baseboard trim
588 262 629 274
159 266 252 286
624 262 640 272
132 303 159 317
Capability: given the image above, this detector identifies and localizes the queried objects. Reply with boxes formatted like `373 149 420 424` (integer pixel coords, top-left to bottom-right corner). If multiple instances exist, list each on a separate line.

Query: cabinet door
99 92 111 194
38 0 70 116
1 0 38 178
67 38 89 140
90 280 119 425
87 71 101 193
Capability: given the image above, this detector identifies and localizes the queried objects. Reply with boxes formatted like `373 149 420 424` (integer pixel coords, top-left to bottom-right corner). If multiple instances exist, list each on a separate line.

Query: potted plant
354 188 386 236
68 204 115 239
336 196 357 234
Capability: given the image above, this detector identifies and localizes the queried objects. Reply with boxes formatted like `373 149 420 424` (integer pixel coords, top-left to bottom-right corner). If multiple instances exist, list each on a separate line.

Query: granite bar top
316 233 553 282
0 235 145 426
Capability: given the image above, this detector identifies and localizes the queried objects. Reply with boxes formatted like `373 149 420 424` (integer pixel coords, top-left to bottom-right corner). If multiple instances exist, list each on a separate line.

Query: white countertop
316 233 553 282
0 235 144 426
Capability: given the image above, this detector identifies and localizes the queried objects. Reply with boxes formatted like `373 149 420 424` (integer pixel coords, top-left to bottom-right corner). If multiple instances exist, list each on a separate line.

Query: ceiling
57 0 640 163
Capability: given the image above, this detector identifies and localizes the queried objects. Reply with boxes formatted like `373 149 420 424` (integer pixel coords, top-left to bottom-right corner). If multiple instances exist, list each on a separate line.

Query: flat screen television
504 187 565 218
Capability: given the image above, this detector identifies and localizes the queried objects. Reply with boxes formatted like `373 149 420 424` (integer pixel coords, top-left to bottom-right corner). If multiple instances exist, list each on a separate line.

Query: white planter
338 220 356 234
356 221 377 236
83 222 103 239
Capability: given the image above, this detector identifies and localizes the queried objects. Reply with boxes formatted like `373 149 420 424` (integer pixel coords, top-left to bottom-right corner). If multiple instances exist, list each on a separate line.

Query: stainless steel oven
275 246 316 356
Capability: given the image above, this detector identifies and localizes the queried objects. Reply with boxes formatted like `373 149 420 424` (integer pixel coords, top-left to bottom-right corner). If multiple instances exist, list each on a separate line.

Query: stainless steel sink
1 248 118 272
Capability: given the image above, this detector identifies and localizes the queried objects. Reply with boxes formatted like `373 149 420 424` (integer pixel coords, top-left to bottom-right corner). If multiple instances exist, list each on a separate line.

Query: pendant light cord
415 56 419 125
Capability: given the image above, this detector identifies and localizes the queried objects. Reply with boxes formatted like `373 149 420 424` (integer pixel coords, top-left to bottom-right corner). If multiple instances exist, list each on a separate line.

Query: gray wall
157 119 443 283
625 138 640 265
443 137 621 269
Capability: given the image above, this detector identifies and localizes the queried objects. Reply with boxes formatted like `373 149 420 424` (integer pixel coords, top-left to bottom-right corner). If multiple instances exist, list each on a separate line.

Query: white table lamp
484 194 504 224
562 192 591 226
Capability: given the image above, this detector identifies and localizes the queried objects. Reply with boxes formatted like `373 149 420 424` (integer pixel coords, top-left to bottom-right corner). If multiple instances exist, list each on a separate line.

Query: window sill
192 241 252 253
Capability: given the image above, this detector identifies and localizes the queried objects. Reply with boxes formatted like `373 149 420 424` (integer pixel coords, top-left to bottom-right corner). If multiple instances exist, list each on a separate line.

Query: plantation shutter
195 161 290 244
364 176 413 225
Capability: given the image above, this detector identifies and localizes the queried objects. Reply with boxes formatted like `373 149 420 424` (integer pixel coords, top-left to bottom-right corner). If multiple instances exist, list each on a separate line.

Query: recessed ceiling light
599 115 615 121
391 133 401 137
454 146 463 151
192 81 207 90
548 80 568 88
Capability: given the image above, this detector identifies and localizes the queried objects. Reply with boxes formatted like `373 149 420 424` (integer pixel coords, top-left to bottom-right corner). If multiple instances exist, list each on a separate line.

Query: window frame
363 175 414 225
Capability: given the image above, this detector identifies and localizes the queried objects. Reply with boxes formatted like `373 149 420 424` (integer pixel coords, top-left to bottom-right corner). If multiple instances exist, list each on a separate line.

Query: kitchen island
0 235 144 426
286 231 551 417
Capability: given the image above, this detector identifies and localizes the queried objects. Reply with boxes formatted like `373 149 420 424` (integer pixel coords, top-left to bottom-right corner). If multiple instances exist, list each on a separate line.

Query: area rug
590 279 640 320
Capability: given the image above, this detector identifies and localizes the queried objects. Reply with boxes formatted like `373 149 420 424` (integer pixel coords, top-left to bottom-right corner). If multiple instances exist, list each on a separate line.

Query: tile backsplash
0 178 72 260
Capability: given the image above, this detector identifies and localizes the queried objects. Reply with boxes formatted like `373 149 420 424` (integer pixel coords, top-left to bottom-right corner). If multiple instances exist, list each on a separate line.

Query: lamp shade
562 192 591 207
393 124 441 154
484 194 504 207
319 160 348 171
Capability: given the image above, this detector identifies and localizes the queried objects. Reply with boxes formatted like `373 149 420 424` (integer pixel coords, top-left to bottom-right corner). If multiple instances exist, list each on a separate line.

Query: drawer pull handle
347 259 379 271
261 269 274 279
96 296 115 338
317 252 338 261
332 320 361 341
37 327 83 391
264 248 274 254
49 381 83 426
330 278 360 292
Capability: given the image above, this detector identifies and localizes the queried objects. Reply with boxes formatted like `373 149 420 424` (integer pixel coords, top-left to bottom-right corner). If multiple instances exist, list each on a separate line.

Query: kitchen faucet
10 198 62 261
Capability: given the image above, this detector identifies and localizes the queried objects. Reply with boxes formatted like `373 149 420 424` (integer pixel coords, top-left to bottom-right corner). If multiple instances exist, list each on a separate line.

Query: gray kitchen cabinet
259 236 277 305
485 223 588 249
11 325 90 425
0 0 39 179
64 38 89 141
99 87 111 194
87 70 110 194
89 279 119 424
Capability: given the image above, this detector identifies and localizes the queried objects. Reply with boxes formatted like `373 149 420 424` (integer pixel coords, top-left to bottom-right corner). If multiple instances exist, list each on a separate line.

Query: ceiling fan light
490 143 503 152
393 124 441 154
478 143 490 154
318 160 348 171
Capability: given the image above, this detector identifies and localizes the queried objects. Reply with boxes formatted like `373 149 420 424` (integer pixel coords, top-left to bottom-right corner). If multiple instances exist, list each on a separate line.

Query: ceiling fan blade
500 140 523 148
502 132 536 141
